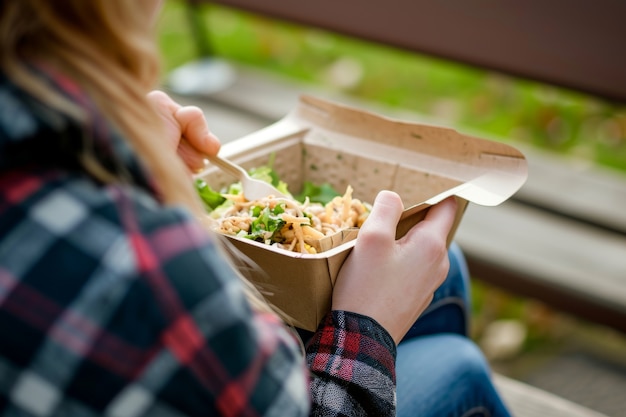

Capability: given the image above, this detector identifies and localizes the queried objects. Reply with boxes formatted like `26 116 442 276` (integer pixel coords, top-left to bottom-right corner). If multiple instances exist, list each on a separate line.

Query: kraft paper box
196 95 528 331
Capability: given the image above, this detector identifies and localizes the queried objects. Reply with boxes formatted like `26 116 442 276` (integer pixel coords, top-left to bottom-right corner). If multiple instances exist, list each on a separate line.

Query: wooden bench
171 1 626 415
181 0 626 335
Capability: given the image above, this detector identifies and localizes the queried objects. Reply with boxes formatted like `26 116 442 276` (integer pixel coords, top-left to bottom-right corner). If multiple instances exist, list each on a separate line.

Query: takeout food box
197 95 528 331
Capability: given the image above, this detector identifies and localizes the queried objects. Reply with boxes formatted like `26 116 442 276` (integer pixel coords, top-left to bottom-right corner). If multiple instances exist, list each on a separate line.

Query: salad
195 166 371 254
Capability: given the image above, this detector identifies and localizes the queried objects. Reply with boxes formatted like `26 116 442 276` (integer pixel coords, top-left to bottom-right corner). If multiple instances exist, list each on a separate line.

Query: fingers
358 190 404 245
147 91 182 152
177 139 208 172
175 106 221 158
147 90 222 172
367 190 405 226
402 197 457 244
332 195 458 343
147 90 179 114
424 196 458 235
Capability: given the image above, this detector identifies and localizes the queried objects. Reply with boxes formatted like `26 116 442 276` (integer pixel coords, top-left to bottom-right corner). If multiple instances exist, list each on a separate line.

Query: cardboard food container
197 95 528 331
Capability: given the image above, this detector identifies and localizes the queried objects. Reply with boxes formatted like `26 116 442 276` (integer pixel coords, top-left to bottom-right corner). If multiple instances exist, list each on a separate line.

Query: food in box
196 95 528 331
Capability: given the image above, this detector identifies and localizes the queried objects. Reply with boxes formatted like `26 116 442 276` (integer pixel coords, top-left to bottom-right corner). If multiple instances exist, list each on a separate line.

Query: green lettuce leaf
296 181 340 205
195 179 226 210
246 204 286 242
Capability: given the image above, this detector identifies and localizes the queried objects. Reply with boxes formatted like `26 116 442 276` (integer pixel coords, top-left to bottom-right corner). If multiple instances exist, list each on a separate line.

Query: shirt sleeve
113 186 394 417
306 311 397 416
110 190 312 417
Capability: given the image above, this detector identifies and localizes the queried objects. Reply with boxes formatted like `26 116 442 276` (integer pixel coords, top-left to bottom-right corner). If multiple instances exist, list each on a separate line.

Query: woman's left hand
147 90 221 172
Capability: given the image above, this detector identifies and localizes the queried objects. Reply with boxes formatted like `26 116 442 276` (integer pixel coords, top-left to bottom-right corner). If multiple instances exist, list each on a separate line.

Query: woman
0 1 511 415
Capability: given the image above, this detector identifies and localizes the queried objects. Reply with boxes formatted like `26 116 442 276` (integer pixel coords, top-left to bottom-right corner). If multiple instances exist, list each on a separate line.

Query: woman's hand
147 90 221 172
332 192 458 344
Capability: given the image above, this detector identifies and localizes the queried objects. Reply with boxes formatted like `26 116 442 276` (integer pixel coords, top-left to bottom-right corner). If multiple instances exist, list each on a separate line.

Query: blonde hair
0 0 280 316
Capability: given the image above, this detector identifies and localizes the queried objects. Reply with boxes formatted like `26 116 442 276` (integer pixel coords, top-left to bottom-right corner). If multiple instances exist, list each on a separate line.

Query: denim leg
396 243 512 416
396 334 512 417
401 241 471 341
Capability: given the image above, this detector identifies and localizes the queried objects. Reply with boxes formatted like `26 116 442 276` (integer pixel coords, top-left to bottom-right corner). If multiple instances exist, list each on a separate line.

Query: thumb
359 190 404 243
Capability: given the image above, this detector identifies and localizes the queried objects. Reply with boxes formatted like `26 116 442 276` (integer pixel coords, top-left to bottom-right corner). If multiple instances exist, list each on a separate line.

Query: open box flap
219 95 527 211
289 95 528 208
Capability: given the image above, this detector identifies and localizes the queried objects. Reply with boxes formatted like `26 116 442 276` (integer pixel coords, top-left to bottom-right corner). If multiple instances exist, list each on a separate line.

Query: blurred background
157 2 626 174
157 2 626 415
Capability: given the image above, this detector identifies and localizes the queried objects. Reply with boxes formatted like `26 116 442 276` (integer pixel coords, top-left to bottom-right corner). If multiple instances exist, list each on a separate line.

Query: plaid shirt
0 69 396 416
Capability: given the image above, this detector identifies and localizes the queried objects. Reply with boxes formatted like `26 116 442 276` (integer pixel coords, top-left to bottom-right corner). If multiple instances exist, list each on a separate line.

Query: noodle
211 186 370 254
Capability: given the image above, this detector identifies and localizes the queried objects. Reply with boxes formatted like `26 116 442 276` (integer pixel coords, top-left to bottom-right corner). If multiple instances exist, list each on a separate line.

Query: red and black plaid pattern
0 167 310 416
0 68 399 416
307 311 397 416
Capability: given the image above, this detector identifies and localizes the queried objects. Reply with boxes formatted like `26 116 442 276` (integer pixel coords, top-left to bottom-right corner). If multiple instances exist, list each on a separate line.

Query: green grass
158 0 626 174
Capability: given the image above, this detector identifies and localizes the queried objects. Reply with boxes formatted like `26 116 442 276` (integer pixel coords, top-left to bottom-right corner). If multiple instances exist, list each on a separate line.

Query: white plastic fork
206 155 289 201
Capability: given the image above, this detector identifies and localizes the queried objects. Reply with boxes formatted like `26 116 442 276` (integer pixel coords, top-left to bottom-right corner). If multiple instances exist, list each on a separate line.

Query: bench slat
457 201 626 332
207 0 626 103
493 374 610 417
514 147 626 235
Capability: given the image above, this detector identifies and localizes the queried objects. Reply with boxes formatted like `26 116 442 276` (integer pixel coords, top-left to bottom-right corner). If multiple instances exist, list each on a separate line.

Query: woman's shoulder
0 168 224 283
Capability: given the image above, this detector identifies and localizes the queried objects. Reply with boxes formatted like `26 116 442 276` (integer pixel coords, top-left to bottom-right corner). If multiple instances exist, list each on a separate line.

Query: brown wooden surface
166 64 626 335
493 374 609 417
206 0 626 103
459 202 626 334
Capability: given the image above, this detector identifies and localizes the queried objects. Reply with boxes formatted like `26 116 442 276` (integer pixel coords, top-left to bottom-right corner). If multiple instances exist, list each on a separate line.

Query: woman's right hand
332 192 458 344
147 90 221 172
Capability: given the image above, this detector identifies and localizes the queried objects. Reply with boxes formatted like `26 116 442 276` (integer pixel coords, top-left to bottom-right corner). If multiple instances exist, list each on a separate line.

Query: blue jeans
396 242 512 417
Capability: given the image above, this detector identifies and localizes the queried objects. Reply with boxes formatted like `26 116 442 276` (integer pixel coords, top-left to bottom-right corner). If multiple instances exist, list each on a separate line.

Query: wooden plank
206 0 626 103
200 67 314 122
458 201 626 306
456 201 626 332
513 147 626 234
166 91 270 141
493 374 610 417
